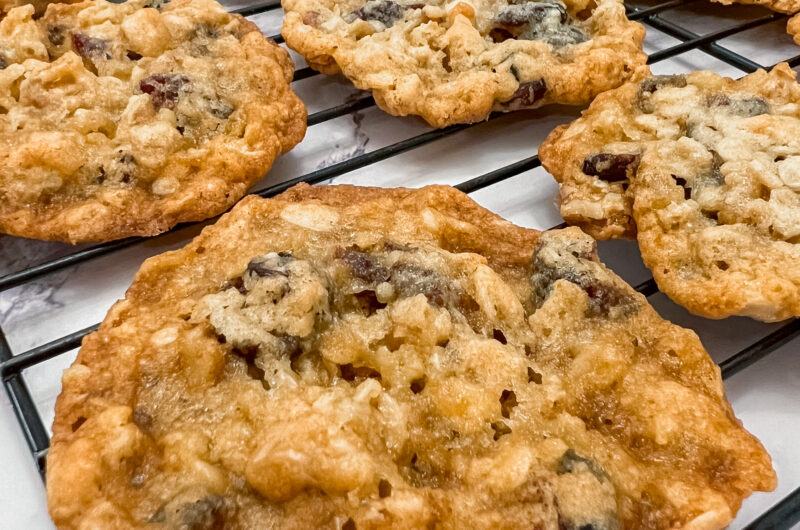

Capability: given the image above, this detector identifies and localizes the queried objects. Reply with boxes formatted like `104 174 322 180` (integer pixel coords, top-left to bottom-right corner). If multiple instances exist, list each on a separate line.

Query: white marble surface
2 1 800 528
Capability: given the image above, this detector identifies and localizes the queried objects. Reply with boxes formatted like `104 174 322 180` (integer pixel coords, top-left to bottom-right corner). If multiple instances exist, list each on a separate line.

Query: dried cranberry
139 73 191 111
71 33 111 60
582 153 640 182
336 248 390 283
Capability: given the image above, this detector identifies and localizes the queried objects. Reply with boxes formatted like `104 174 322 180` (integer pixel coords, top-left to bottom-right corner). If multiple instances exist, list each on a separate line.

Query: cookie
47 184 774 529
788 13 800 44
281 0 645 127
540 63 800 320
0 0 305 243
0 0 79 17
710 0 800 14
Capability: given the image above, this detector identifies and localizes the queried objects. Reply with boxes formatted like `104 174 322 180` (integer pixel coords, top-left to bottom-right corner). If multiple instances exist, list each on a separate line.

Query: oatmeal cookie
633 137 800 321
711 0 800 14
540 63 800 320
47 184 774 529
788 13 800 44
0 0 305 243
0 0 79 17
281 0 645 127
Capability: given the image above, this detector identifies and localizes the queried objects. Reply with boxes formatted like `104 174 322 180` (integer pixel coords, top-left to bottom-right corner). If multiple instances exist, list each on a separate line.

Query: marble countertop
2 1 799 528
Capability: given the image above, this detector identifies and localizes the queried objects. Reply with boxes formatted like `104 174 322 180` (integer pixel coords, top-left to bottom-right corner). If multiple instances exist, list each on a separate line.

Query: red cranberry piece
71 33 111 60
139 73 191 111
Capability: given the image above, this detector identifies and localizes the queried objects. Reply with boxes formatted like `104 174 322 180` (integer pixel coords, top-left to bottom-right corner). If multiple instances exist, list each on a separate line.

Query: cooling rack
1 0 799 527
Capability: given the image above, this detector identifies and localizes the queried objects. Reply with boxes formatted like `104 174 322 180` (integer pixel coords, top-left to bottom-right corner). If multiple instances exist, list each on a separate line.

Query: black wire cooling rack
1 0 800 527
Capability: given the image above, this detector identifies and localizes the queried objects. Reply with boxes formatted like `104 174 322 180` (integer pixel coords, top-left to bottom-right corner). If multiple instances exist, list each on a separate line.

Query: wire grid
1 1 799 527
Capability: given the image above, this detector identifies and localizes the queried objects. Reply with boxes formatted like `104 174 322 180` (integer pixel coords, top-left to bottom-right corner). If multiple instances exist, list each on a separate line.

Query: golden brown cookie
0 0 79 17
47 184 774 529
281 0 645 127
633 138 800 321
788 12 800 43
711 0 799 14
540 63 800 320
0 0 305 243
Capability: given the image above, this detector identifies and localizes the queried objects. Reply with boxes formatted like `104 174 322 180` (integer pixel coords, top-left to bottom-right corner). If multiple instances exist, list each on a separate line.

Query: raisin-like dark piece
492 1 584 46
729 97 770 117
145 0 171 8
708 93 769 117
637 75 687 113
245 260 289 278
490 27 514 43
337 248 390 283
71 33 111 60
639 74 687 94
558 449 607 480
353 0 405 27
139 73 191 111
507 79 547 106
126 50 143 61
531 241 636 318
390 262 453 307
582 153 640 182
47 25 66 46
178 495 227 530
222 276 247 294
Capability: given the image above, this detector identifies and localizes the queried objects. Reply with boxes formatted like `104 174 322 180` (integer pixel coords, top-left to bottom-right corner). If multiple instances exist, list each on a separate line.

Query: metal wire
2 0 799 524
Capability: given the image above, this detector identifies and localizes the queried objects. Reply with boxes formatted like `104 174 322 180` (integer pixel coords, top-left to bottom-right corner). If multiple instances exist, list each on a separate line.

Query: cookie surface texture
47 184 774 529
0 0 305 242
709 0 800 14
281 0 645 127
0 0 80 16
789 13 800 44
540 63 800 320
